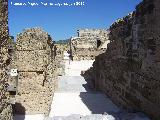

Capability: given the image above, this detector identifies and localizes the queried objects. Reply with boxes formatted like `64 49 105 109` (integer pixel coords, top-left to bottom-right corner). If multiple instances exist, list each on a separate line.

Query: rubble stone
12 28 58 116
83 0 160 119
0 0 13 120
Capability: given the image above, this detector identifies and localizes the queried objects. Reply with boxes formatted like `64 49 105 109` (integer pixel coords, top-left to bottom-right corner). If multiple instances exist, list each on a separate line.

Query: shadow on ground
80 74 120 119
13 103 26 120
80 71 150 120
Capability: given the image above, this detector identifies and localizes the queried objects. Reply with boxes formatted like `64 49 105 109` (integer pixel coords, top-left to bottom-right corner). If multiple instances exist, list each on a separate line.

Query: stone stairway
47 60 150 120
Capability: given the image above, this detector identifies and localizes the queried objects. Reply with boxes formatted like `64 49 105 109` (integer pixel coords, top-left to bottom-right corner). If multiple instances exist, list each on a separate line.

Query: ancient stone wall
71 29 110 60
54 44 68 76
77 29 108 38
83 0 160 119
0 0 13 119
13 28 58 116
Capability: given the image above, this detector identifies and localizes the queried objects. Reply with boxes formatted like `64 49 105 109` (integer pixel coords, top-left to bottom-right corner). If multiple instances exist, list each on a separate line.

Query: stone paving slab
65 60 94 76
46 114 115 120
49 92 120 117
57 76 92 92
46 113 150 120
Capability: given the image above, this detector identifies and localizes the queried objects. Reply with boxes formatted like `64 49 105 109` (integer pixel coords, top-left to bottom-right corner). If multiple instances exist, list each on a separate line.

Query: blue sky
8 0 142 41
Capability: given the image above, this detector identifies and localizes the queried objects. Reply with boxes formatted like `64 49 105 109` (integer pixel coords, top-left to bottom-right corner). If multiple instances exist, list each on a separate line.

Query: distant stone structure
71 29 110 60
0 0 13 120
77 29 108 39
12 28 58 116
83 0 160 119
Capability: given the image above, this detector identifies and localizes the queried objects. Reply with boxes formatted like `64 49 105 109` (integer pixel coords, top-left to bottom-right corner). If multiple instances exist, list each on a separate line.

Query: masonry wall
71 29 110 60
0 0 13 119
77 29 108 38
83 0 160 119
13 28 58 116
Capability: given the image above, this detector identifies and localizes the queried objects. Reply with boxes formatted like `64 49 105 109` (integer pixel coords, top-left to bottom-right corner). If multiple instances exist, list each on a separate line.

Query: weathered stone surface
14 50 50 71
71 29 110 60
83 0 160 119
0 0 13 120
16 28 52 51
54 44 67 76
13 28 58 116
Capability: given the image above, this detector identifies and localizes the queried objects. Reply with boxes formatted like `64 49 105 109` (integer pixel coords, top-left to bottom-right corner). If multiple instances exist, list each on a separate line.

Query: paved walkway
14 60 150 120
47 60 150 120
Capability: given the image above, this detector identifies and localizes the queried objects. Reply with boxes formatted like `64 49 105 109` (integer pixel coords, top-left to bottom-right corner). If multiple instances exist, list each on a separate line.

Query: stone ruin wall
83 0 160 119
54 44 68 76
12 28 58 116
0 0 13 120
77 29 108 38
71 29 110 60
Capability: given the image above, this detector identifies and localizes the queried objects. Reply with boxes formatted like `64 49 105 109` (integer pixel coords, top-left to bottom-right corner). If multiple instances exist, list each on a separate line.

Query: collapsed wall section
83 0 160 119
